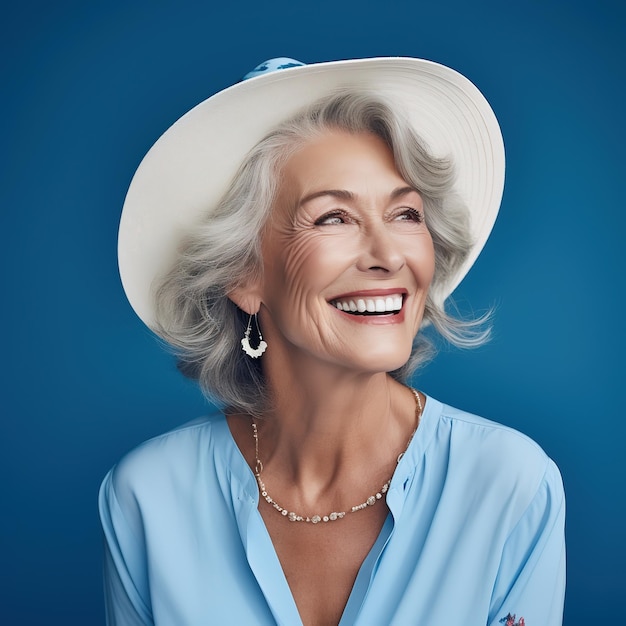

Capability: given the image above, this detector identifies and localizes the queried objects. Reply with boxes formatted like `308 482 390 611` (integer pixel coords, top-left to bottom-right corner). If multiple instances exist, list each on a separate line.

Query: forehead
278 130 405 199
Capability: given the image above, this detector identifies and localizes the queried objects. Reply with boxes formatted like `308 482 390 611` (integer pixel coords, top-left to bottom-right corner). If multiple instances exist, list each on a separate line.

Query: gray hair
154 91 490 413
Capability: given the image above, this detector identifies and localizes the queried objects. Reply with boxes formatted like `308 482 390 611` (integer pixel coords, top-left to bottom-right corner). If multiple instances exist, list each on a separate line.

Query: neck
254 351 419 505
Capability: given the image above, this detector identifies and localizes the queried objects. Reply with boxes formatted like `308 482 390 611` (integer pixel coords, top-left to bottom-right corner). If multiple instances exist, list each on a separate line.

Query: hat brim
118 57 505 328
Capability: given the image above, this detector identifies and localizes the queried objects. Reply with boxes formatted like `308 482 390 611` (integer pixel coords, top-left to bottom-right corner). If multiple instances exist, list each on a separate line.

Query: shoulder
438 401 550 463
103 411 227 511
427 398 564 515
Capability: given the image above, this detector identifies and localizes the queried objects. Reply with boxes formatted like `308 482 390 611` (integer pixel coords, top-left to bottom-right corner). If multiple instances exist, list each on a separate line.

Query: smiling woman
100 58 565 626
229 130 436 380
153 91 478 413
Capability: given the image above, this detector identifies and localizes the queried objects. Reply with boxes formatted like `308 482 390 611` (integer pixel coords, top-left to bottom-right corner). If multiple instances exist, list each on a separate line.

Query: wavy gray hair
154 91 490 413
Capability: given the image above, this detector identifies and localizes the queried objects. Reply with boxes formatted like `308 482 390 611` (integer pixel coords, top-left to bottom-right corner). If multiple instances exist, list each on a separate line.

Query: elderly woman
100 58 565 626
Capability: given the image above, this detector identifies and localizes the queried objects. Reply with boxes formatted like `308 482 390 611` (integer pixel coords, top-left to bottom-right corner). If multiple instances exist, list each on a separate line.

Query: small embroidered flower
499 614 525 626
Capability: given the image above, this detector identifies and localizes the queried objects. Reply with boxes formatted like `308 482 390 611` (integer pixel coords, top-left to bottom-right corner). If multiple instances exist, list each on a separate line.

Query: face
239 130 435 375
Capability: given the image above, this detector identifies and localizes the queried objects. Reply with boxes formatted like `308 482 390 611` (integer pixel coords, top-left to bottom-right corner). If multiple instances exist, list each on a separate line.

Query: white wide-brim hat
118 57 505 329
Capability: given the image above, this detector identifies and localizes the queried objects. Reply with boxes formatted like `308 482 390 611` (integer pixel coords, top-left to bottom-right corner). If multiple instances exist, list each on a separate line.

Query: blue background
1 1 623 623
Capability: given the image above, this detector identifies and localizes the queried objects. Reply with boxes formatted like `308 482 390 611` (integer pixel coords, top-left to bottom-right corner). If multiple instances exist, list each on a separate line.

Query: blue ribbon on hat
242 57 306 81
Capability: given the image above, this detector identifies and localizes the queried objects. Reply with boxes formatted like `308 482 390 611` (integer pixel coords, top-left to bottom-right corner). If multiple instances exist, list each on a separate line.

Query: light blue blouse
99 396 565 625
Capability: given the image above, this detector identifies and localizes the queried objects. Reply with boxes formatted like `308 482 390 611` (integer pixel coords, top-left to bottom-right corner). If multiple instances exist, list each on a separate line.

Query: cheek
267 232 354 300
260 235 352 352
406 233 436 286
423 243 436 284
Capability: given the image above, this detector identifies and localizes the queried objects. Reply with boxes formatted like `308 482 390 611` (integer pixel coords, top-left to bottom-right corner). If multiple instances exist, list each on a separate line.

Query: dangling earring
241 313 267 358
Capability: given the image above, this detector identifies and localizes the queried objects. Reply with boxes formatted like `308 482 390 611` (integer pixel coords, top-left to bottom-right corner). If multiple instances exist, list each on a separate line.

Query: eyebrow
298 186 419 208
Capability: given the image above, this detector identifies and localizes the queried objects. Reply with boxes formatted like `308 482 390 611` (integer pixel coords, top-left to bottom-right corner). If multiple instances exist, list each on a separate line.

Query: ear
227 278 263 316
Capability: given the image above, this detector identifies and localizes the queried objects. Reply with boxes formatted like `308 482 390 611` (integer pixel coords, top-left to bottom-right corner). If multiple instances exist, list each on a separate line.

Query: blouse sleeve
99 468 154 626
488 459 566 626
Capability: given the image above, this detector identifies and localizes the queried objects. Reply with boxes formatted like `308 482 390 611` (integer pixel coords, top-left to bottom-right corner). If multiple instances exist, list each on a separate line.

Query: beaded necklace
251 388 423 523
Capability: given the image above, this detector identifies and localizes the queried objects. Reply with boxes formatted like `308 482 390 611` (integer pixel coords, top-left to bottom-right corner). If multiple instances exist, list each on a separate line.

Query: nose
356 223 405 274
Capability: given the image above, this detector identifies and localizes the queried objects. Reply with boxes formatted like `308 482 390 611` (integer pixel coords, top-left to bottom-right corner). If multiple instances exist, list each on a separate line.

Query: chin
348 349 412 376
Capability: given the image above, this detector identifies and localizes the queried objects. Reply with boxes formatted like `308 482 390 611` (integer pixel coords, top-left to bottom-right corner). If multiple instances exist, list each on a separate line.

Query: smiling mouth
329 294 404 316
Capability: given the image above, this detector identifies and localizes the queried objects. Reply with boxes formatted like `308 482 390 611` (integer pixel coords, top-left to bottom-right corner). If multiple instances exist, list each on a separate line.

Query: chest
260 502 389 626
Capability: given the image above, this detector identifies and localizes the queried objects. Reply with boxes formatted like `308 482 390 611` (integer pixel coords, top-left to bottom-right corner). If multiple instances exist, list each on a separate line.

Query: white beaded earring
241 313 267 358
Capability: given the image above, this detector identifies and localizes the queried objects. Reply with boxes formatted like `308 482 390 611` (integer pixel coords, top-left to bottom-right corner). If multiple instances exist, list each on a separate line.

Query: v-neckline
244 493 395 626
218 395 433 624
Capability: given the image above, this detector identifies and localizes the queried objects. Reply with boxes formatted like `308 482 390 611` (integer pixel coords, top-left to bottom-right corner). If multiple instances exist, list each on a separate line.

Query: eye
394 207 424 223
314 210 351 226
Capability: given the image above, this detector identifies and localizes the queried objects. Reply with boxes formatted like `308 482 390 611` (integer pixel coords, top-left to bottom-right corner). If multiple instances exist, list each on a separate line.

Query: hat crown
242 57 305 81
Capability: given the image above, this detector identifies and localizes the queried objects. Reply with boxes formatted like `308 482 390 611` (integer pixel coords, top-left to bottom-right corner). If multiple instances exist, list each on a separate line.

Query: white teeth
332 294 404 314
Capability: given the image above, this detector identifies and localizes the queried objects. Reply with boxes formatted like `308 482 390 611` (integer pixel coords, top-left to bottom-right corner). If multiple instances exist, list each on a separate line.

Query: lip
334 306 406 324
328 288 408 325
328 288 408 300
